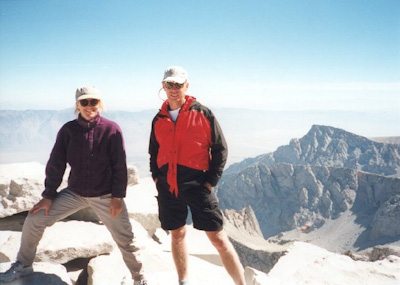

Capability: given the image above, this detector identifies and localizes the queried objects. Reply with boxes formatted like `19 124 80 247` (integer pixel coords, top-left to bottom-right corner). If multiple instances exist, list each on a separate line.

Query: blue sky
0 0 399 112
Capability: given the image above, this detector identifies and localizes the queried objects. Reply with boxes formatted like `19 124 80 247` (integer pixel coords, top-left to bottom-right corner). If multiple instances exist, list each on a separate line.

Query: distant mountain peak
225 125 400 178
306 124 369 140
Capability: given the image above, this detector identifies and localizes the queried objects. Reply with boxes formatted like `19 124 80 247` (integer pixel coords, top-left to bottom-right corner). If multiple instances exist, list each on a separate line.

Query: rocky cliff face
225 125 400 177
222 207 290 273
217 162 400 245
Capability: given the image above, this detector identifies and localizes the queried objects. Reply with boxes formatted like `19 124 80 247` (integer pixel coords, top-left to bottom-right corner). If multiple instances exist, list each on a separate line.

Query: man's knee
207 231 231 251
25 212 53 229
171 226 186 242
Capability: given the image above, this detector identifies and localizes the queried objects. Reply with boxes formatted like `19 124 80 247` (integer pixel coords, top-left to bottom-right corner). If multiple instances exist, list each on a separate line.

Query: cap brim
76 94 101 101
162 77 187 84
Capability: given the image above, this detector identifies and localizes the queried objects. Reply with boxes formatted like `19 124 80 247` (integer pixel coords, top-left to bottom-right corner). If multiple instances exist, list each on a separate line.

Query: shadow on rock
191 253 223 267
3 272 69 285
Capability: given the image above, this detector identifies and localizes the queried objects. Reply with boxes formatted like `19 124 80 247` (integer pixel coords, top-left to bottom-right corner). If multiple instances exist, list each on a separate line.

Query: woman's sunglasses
164 82 185 89
80 99 99 107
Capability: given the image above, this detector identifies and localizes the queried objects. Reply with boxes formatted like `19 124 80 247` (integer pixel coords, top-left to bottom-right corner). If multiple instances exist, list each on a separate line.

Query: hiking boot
0 261 33 282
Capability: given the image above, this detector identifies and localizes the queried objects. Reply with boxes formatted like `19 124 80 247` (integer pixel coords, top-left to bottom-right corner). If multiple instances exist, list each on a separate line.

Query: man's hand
30 198 53 215
110 198 123 217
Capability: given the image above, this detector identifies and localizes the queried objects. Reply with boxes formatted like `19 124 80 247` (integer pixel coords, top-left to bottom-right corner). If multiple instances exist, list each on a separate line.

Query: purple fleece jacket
42 114 128 200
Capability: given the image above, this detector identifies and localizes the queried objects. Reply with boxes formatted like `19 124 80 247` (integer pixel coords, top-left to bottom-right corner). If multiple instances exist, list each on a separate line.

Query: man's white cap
162 66 188 84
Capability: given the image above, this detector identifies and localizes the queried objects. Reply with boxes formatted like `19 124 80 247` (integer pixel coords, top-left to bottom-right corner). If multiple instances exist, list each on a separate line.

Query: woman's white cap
75 85 101 101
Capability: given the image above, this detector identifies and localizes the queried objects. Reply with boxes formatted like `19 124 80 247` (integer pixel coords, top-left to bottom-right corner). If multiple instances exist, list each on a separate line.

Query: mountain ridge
225 124 400 177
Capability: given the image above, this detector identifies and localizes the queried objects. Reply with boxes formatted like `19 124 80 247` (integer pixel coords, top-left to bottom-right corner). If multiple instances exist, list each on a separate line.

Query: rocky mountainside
217 162 400 245
225 125 400 177
220 126 400 268
218 125 400 252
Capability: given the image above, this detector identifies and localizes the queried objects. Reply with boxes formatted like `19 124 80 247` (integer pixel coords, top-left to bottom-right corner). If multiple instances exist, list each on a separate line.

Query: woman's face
163 81 189 109
77 98 100 121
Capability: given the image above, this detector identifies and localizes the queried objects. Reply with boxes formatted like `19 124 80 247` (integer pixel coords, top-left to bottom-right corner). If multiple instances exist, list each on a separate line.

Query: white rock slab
0 231 21 262
245 267 280 285
125 177 161 233
87 235 235 285
0 162 66 218
268 241 400 285
0 178 43 218
125 177 158 215
35 220 114 264
88 250 130 285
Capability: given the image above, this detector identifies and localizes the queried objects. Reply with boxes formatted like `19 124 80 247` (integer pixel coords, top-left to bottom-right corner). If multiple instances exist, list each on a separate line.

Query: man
149 66 246 285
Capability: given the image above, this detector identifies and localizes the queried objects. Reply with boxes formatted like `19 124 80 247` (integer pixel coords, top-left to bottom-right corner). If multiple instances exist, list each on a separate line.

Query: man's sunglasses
164 82 185 89
80 99 99 107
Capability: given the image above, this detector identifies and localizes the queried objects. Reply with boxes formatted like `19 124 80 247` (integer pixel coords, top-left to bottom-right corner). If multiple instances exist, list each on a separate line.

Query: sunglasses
80 99 99 107
164 82 185 89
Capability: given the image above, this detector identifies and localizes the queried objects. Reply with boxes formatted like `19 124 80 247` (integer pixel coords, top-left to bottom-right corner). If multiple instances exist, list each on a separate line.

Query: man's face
163 81 188 106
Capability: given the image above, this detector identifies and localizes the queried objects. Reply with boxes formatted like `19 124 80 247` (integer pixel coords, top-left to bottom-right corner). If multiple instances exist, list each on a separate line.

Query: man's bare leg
171 225 189 282
206 230 245 285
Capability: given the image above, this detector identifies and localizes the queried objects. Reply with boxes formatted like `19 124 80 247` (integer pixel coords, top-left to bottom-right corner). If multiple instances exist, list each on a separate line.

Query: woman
0 86 147 285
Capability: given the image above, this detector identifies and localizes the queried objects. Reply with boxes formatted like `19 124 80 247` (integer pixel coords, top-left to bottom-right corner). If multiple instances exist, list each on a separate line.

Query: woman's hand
110 198 123 217
204 182 213 192
30 198 53 215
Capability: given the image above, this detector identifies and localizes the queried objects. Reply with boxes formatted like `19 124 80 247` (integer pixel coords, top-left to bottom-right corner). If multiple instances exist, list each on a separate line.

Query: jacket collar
160 95 196 116
77 114 101 129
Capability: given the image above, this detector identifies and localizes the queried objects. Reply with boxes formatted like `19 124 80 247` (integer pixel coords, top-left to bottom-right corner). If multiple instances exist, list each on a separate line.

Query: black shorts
155 180 223 231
